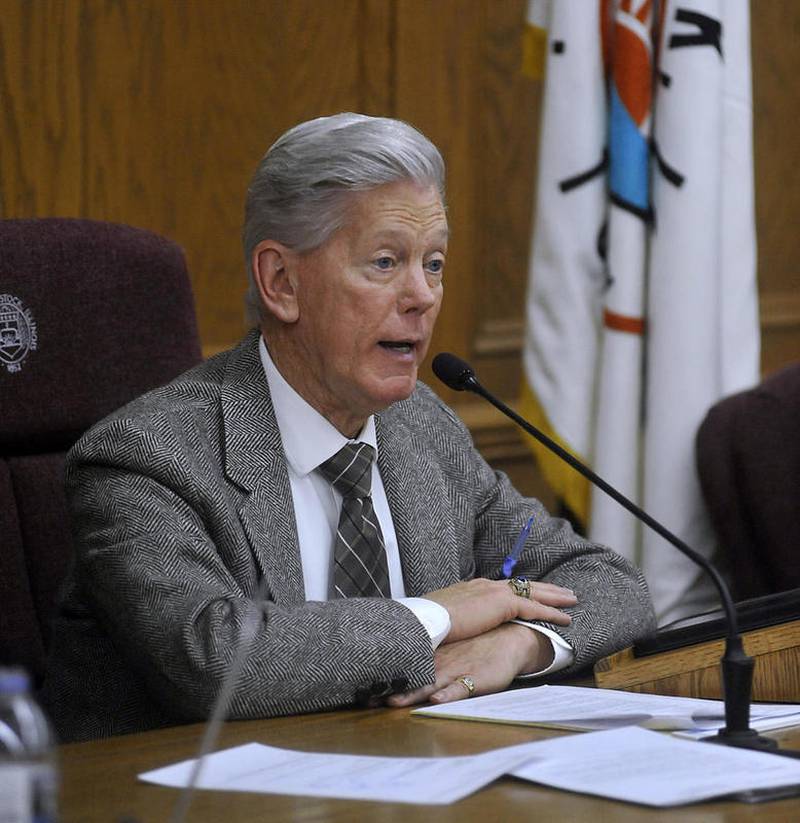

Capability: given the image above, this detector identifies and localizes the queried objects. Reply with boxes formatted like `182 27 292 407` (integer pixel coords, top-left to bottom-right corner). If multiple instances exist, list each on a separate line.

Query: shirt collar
259 336 377 477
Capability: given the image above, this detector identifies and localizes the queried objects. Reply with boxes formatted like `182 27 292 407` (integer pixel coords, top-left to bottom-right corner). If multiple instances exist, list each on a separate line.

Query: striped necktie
317 442 390 598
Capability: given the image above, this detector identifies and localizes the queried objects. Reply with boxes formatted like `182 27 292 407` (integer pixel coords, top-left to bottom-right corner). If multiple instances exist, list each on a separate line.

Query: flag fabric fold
521 0 759 623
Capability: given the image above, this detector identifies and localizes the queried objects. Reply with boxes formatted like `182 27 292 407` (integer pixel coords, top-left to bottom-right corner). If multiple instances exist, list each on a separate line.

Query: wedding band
456 675 475 697
508 577 531 598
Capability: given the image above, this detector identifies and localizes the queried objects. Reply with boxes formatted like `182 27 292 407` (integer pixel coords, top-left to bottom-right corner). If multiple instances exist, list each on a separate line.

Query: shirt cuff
396 597 451 649
510 620 574 677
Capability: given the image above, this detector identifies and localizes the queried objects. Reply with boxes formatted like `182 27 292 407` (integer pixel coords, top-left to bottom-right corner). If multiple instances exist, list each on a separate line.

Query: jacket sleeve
64 412 436 725
413 386 657 670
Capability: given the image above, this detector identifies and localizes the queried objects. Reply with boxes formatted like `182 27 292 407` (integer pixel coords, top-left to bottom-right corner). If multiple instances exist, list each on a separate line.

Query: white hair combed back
242 113 446 322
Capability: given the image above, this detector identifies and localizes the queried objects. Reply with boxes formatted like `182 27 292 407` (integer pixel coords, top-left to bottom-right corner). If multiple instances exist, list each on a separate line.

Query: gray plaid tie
318 442 390 598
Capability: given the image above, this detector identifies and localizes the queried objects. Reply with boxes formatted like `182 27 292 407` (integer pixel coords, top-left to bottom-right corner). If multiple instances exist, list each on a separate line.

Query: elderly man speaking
42 114 655 741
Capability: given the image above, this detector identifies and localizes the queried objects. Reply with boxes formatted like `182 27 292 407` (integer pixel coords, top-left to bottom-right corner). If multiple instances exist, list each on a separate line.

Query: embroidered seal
0 294 38 373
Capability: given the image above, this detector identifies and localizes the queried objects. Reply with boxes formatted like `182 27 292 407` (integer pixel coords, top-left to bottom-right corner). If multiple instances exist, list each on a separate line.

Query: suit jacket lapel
221 332 305 606
376 405 461 596
219 338 458 603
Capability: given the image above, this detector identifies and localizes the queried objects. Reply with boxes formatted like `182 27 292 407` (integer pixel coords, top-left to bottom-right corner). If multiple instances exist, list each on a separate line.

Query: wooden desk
60 706 800 822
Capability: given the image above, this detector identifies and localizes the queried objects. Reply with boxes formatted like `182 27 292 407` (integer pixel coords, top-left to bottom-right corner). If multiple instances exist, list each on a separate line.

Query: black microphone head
432 352 477 392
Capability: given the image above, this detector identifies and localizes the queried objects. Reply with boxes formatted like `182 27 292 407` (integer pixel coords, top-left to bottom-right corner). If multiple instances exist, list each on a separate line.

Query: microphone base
705 729 800 759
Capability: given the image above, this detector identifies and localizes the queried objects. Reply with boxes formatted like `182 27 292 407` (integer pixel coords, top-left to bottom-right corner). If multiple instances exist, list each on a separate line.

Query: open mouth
379 341 415 354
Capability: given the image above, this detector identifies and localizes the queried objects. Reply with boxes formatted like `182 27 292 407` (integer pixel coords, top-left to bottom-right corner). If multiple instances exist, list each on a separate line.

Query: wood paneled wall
751 2 800 375
1 0 798 498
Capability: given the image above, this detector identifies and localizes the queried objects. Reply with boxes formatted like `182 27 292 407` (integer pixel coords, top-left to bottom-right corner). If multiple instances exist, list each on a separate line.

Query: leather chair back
0 218 202 683
696 363 800 599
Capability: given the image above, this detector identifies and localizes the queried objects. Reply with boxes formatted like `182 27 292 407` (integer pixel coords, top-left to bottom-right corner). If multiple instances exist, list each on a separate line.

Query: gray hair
242 112 446 323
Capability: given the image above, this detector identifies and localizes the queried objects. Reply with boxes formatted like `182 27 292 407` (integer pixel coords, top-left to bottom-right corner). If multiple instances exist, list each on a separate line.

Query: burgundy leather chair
696 363 800 600
0 218 202 684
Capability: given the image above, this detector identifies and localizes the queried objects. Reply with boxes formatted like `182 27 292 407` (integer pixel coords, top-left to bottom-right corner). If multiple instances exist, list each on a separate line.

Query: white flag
520 0 759 623
520 1 607 528
641 0 759 622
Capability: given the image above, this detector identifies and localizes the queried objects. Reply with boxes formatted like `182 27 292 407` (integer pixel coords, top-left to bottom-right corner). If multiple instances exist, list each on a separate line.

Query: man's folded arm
459 428 656 668
66 444 437 721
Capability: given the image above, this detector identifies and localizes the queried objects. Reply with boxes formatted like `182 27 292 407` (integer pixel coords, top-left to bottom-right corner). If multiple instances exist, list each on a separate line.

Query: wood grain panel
752 0 800 374
75 0 366 349
761 291 800 375
393 0 486 405
77 1 172 225
595 619 800 702
0 0 367 350
359 0 394 114
0 0 83 216
751 0 800 299
473 1 540 399
164 0 365 348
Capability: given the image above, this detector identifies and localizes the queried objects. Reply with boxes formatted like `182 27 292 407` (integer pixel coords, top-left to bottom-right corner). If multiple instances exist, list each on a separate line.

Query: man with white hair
42 113 655 741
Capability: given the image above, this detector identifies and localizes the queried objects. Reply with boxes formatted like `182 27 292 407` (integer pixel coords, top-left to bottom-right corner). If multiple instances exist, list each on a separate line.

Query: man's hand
423 578 576 643
387 623 550 707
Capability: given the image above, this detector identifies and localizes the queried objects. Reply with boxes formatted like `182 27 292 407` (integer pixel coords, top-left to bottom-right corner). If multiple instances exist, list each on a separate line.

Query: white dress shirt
259 337 572 676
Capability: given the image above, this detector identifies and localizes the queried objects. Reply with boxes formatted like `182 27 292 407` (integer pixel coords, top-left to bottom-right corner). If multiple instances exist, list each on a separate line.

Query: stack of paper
139 739 544 805
140 724 800 807
510 726 800 806
412 684 800 739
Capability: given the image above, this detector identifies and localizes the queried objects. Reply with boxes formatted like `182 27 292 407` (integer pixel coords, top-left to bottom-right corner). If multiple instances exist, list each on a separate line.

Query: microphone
432 351 798 757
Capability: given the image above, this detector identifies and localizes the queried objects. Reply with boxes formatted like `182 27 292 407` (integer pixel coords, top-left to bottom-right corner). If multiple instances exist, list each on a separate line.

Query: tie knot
318 442 375 499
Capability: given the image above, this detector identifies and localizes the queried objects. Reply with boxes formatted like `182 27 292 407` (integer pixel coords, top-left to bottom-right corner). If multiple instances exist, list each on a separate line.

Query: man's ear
251 239 299 323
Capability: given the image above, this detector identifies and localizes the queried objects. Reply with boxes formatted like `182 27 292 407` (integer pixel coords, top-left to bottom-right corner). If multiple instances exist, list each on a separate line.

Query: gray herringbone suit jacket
41 331 655 741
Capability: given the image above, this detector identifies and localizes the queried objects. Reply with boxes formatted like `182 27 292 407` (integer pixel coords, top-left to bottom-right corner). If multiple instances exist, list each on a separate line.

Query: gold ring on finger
456 675 476 697
508 577 531 598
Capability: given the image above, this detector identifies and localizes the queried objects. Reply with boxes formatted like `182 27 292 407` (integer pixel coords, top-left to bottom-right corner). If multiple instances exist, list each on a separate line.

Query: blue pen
502 514 535 578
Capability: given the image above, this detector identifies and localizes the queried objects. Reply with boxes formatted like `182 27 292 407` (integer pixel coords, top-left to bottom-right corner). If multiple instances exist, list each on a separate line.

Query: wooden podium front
594 618 800 701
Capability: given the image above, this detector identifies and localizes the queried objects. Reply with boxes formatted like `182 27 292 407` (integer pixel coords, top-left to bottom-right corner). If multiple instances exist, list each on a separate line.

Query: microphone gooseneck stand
432 351 800 757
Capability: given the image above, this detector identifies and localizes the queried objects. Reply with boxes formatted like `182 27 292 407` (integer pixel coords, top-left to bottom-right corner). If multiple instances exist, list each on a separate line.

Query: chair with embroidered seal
0 218 202 685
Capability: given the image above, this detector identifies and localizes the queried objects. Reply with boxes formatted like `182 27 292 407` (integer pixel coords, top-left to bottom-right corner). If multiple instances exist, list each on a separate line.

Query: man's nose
399 263 438 314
